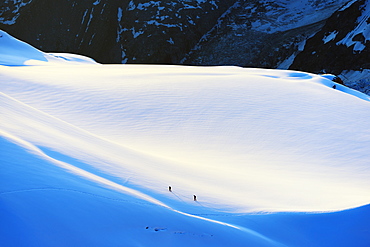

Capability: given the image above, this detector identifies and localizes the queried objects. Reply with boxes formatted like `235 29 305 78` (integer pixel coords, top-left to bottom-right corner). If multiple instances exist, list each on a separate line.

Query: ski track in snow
1 128 284 246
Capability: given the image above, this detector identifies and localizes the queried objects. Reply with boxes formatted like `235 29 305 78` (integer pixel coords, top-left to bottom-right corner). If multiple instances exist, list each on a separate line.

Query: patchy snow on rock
277 39 308 69
337 0 370 52
323 30 338 44
248 0 349 34
0 0 33 25
338 0 358 12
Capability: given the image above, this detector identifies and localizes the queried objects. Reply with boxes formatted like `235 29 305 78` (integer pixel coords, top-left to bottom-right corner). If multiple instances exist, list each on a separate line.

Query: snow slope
0 30 96 65
1 32 370 246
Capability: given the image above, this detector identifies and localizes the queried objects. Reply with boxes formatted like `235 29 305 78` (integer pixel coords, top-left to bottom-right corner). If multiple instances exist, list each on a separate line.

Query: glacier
1 31 370 246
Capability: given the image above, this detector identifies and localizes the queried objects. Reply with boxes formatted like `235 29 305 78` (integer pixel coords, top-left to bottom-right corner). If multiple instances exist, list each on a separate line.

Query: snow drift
0 30 96 65
1 31 370 246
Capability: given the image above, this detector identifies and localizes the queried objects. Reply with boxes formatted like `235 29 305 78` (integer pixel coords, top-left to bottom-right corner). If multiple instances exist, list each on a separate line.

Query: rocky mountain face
290 0 370 94
0 0 369 94
0 0 234 64
182 0 348 67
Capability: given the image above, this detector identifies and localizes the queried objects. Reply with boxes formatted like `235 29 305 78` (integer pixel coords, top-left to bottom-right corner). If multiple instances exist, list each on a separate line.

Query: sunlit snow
1 30 370 246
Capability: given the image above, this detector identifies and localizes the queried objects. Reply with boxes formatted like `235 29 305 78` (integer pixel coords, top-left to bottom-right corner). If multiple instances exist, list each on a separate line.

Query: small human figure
333 76 344 85
169 186 172 192
332 85 336 89
193 195 197 201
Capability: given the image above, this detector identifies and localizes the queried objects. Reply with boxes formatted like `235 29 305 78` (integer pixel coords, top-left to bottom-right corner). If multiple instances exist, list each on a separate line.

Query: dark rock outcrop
0 0 234 64
290 0 370 75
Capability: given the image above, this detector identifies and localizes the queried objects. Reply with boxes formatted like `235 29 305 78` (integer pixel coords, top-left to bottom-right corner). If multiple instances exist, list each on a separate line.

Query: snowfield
1 30 370 246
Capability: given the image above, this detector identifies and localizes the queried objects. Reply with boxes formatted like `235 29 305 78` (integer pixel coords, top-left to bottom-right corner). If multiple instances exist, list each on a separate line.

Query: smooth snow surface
1 33 370 246
0 30 97 65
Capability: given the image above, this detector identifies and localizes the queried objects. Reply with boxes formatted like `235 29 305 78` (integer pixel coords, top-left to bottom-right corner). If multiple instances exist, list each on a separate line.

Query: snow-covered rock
182 0 349 67
0 0 357 67
290 0 370 94
0 0 234 64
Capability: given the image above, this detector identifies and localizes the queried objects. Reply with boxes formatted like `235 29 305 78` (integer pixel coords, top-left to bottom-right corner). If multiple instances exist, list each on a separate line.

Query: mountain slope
0 0 235 63
0 0 354 66
1 28 370 247
182 0 348 67
290 0 370 94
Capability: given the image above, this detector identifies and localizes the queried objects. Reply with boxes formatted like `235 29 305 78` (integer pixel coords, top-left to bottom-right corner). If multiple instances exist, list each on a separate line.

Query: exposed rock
0 0 234 63
182 0 348 68
290 0 370 94
291 0 370 75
